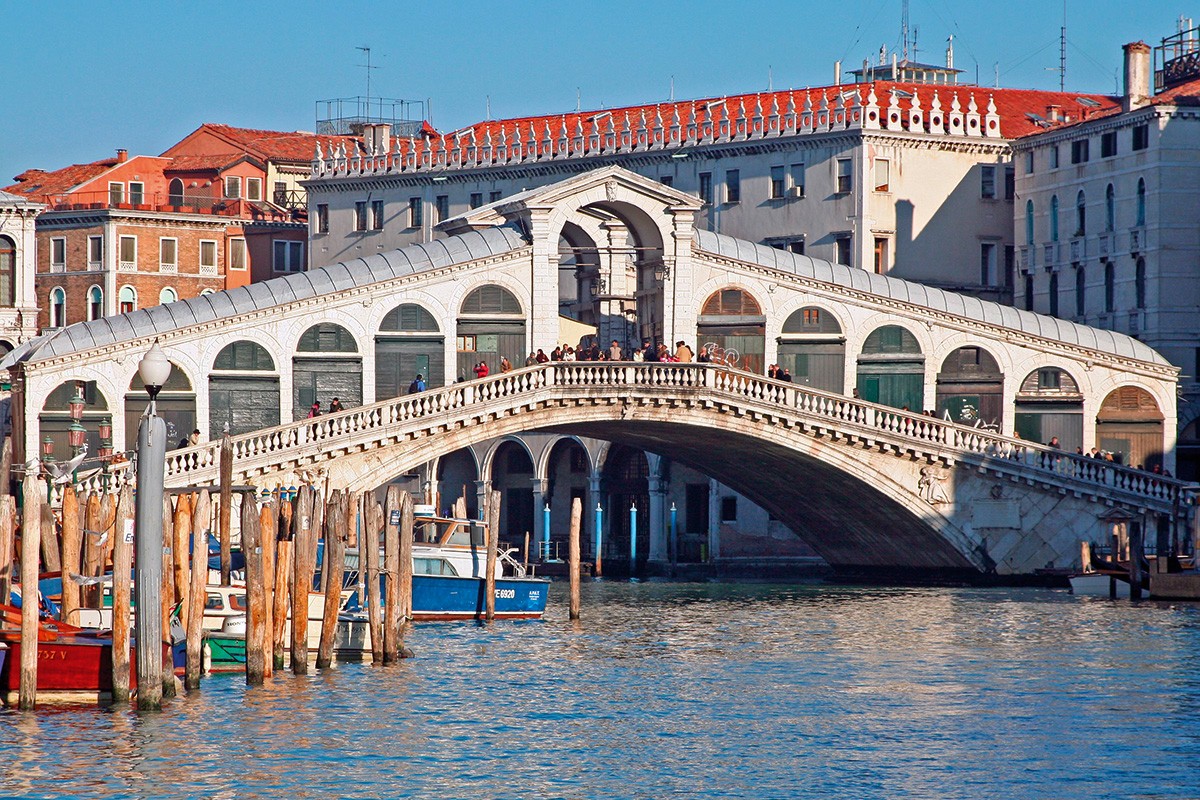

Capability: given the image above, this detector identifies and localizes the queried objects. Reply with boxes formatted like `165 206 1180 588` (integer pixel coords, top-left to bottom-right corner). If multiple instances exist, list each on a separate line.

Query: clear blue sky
0 0 1186 185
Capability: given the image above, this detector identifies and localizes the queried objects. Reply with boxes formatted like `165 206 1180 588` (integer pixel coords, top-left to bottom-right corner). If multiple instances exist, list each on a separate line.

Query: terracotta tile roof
164 153 251 173
445 81 1117 147
1014 77 1200 137
3 158 120 203
189 123 361 163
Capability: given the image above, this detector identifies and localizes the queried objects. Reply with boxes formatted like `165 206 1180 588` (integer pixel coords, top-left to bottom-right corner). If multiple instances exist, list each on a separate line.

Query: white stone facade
0 190 44 349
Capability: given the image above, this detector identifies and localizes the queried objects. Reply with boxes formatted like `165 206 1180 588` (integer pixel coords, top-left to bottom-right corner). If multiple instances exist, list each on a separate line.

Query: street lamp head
138 341 172 400
41 435 55 459
68 387 86 421
68 420 86 449
98 416 112 441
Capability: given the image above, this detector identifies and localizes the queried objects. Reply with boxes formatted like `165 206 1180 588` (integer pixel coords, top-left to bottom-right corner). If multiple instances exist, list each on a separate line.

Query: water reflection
2 583 1199 799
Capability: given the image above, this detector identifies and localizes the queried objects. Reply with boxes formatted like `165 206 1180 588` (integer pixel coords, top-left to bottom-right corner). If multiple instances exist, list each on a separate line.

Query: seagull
20 457 40 476
69 572 112 587
45 443 88 485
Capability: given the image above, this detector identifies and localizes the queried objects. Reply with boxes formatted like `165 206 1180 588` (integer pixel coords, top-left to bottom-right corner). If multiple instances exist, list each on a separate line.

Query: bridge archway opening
489 439 536 543
857 325 924 411
544 437 592 554
600 444 650 565
936 346 1003 428
1175 418 1200 481
778 306 844 392
1014 367 1083 450
558 222 600 327
436 448 479 520
40 380 109 461
698 287 765 372
210 341 279 436
457 285 525 380
294 323 361 419
377 303 443 397
1096 386 1164 470
124 364 194 450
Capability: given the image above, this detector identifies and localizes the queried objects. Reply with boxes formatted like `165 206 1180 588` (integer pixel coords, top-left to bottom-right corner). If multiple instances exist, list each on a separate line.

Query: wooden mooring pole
0 495 14 607
82 492 102 608
111 486 134 703
568 497 582 620
18 473 42 709
363 492 383 665
291 487 317 675
272 492 292 672
317 491 345 670
382 491 400 664
259 495 276 679
485 490 500 622
243 493 265 686
185 491 210 690
160 495 176 699
398 490 414 636
59 486 81 626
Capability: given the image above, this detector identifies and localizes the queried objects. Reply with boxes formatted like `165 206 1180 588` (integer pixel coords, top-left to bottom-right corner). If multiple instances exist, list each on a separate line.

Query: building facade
1012 31 1200 477
305 79 1117 308
0 190 43 352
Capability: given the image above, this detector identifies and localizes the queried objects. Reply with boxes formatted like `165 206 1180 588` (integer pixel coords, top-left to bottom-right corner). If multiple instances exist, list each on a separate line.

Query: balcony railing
118 260 137 272
43 189 300 223
160 262 178 274
1018 245 1034 271
1043 243 1060 266
1130 227 1145 253
1069 237 1084 263
1097 232 1112 258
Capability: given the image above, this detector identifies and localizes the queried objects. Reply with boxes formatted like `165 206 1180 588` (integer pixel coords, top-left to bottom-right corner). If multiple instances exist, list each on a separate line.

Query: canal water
3 581 1200 799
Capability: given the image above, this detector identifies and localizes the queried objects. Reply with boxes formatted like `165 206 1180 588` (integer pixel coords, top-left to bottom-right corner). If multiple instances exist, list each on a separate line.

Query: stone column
665 206 698 351
588 473 602 556
646 453 668 564
527 207 559 355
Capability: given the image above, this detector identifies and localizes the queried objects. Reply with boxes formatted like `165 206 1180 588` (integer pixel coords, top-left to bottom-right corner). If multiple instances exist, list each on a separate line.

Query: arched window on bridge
457 285 525 380
125 363 195 451
210 340 279 436
488 440 536 543
777 306 844 393
935 346 1003 428
1013 367 1083 451
377 303 444 398
294 323 361 420
39 380 110 463
697 287 765 373
1096 386 1164 471
856 325 924 411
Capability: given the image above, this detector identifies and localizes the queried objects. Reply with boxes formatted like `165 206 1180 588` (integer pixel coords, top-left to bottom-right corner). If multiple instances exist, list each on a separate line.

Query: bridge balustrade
133 362 1191 510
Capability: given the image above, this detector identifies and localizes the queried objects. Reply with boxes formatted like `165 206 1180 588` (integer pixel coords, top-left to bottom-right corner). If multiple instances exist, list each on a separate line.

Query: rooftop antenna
901 0 910 62
1044 1 1066 92
669 75 675 102
576 88 581 113
486 95 491 120
768 65 773 91
355 46 378 107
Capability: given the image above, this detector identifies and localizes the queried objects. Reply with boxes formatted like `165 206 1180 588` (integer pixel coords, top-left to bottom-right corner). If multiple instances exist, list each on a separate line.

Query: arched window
118 285 136 314
1025 200 1034 245
1075 266 1086 317
214 340 275 371
460 285 522 315
1105 184 1115 232
49 287 65 328
87 286 103 321
0 235 15 307
159 287 178 305
1075 190 1086 236
168 178 184 207
1135 257 1146 309
1136 178 1146 226
1104 261 1115 313
1050 195 1059 242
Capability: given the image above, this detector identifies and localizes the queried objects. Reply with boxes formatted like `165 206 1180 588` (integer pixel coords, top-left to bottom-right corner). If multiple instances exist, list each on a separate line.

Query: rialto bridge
1 167 1188 579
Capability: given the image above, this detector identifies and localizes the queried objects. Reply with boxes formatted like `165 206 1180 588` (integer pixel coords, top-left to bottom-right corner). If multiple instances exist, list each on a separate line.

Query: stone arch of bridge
333 398 983 576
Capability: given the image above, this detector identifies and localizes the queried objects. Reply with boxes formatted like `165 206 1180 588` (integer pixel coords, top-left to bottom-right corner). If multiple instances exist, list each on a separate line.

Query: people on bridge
697 346 710 363
307 401 321 418
779 368 793 382
329 397 343 414
189 429 201 446
632 347 645 362
535 349 549 363
675 341 693 362
500 356 513 373
551 346 562 361
642 338 659 362
408 374 426 393
474 361 490 379
525 352 538 366
768 364 778 379
609 340 623 361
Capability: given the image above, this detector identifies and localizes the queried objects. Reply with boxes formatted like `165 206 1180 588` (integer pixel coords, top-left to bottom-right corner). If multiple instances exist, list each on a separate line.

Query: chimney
116 148 128 163
834 60 842 86
1123 41 1152 112
1046 104 1062 123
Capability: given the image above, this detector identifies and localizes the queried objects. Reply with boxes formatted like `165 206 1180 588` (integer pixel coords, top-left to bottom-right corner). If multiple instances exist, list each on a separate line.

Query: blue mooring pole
594 502 603 578
670 502 678 577
542 503 551 560
629 501 638 580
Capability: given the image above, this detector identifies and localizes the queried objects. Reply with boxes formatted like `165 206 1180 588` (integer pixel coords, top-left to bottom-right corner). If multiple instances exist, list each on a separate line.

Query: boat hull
0 634 168 705
346 574 548 622
1069 572 1137 598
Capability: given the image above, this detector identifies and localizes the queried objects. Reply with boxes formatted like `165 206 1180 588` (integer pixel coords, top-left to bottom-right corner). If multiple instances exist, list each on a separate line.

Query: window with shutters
214 341 275 371
460 285 522 315
701 288 761 317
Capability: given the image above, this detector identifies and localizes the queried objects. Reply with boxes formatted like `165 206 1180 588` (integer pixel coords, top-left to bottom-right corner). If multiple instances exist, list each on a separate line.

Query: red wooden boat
0 604 166 706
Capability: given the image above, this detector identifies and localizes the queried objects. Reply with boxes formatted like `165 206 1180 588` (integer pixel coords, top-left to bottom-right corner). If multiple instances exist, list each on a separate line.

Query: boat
340 513 549 622
0 603 169 705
